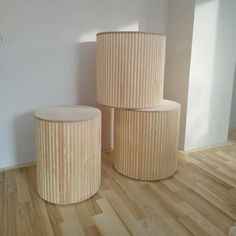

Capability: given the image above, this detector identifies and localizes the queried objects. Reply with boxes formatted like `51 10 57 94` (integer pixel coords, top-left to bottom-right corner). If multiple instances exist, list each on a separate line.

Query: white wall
164 0 195 149
230 70 236 129
185 0 236 150
0 0 168 169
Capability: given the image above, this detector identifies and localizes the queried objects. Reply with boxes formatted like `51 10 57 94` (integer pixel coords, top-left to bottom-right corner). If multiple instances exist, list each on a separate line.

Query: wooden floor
1 131 236 236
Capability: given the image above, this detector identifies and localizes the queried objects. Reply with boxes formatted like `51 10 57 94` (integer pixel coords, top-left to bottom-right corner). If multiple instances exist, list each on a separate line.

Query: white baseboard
183 141 228 153
0 162 36 172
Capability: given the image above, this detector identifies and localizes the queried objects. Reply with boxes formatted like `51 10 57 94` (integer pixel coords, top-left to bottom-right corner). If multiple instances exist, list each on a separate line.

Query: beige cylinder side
35 116 101 204
97 32 166 108
113 100 180 180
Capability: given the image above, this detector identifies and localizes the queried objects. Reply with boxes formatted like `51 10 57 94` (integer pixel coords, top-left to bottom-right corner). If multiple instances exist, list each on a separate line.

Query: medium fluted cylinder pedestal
113 100 180 181
96 32 166 108
35 106 101 204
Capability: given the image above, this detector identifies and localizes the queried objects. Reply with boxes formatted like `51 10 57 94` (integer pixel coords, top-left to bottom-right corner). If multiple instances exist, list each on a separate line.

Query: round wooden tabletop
34 106 101 122
126 100 180 112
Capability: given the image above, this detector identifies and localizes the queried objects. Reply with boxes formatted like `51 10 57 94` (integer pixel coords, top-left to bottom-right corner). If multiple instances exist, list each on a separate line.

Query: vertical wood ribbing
113 106 180 180
35 117 101 204
97 32 166 108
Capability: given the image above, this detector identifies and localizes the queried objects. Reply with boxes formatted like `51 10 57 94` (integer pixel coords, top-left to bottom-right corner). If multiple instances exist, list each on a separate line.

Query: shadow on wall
209 0 236 144
11 42 97 166
1 0 168 168
13 112 36 166
77 42 97 105
77 42 115 150
185 0 236 149
186 0 220 148
229 64 236 129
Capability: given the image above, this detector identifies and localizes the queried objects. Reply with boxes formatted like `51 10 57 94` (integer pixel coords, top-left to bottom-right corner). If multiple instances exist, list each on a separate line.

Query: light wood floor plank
1 134 236 235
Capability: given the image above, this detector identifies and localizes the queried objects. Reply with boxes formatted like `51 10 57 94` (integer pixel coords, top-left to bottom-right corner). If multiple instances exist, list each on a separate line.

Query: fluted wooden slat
35 107 101 204
113 100 180 180
97 32 166 108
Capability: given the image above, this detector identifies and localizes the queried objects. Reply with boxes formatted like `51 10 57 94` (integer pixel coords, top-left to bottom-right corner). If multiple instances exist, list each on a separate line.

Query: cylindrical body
97 32 166 108
113 100 180 180
35 106 101 204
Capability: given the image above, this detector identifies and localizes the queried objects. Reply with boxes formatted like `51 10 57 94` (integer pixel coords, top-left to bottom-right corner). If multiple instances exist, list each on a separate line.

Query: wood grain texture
35 112 101 204
96 32 166 108
35 105 101 122
1 136 236 235
114 100 180 180
229 129 236 141
96 105 114 150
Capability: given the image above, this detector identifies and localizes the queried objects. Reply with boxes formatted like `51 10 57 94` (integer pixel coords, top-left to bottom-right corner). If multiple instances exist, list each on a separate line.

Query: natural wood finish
229 129 236 141
96 32 166 108
114 100 181 180
96 105 114 150
35 105 101 122
1 138 236 235
35 106 101 204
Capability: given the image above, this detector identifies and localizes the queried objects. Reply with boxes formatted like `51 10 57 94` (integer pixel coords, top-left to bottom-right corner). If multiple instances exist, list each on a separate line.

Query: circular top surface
97 31 165 37
35 106 101 122
128 100 180 112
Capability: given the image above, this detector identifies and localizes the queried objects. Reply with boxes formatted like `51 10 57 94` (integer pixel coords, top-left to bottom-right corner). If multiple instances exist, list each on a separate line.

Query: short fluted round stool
113 100 180 181
35 106 101 204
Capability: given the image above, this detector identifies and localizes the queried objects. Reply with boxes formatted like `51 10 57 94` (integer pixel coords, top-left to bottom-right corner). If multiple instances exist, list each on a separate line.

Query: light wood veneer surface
35 106 101 204
1 135 236 235
35 105 101 122
96 31 166 108
114 100 180 180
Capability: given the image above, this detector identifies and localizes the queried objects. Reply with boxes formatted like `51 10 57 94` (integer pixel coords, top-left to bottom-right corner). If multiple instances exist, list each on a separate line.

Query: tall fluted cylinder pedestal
35 106 101 204
113 100 180 180
96 32 166 108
